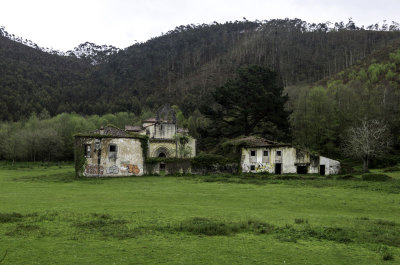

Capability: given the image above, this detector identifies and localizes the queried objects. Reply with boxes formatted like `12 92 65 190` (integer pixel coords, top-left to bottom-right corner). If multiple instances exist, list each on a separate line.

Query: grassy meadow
0 162 399 264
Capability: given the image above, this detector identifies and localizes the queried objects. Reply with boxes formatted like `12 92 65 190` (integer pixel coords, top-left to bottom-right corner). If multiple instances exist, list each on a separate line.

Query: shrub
294 218 308 224
383 166 400 172
275 175 302 180
5 224 41 236
0 212 24 223
176 217 274 236
177 217 238 236
361 174 391 181
375 219 396 226
336 174 356 180
377 245 394 261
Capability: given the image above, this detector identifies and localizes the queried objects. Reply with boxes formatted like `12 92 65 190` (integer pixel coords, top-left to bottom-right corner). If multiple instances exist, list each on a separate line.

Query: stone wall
82 138 144 177
149 140 177 157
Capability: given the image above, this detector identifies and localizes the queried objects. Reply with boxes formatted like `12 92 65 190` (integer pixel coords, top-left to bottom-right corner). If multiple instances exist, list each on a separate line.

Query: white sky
1 0 399 51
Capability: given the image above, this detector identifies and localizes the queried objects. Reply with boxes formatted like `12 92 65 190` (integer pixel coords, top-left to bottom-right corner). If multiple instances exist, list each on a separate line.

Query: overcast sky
1 0 399 51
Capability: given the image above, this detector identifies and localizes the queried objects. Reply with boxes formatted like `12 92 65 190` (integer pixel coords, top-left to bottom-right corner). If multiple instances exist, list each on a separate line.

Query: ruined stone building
75 106 340 177
74 105 196 177
237 136 340 175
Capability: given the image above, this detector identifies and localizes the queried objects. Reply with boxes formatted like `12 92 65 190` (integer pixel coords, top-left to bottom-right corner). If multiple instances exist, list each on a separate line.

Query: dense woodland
1 18 400 162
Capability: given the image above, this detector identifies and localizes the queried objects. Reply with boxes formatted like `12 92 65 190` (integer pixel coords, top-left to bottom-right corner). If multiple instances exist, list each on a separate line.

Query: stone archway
153 146 170 158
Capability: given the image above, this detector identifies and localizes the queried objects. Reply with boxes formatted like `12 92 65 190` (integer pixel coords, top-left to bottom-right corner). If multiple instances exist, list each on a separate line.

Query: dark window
109 145 117 152
263 150 268 156
84 144 91 158
276 151 282 156
108 144 117 160
251 150 256 156
250 165 255 170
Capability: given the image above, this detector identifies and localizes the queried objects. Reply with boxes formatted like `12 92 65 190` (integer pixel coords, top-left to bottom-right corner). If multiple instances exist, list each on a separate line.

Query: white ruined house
237 136 340 175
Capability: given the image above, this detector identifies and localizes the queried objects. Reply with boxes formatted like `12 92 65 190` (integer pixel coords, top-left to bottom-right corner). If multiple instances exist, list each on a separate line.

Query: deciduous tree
342 119 391 172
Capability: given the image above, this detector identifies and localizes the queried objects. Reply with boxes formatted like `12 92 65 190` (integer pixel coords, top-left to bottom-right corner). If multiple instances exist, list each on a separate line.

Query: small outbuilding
231 136 340 175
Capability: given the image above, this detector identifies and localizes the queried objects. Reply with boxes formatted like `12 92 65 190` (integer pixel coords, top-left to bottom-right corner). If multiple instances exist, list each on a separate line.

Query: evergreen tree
200 65 290 147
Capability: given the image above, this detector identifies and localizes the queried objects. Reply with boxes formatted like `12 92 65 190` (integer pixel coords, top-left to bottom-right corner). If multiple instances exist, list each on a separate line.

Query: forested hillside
291 44 400 157
0 29 91 120
1 19 400 120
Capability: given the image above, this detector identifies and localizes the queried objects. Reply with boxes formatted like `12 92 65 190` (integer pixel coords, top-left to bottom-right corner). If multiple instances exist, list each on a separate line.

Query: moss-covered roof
224 136 291 148
74 125 148 140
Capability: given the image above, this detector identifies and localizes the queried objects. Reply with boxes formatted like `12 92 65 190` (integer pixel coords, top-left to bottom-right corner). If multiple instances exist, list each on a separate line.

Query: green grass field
0 162 399 264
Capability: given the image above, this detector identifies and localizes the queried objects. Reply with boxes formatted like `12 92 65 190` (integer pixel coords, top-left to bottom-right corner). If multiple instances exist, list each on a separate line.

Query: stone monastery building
75 106 340 177
74 105 196 177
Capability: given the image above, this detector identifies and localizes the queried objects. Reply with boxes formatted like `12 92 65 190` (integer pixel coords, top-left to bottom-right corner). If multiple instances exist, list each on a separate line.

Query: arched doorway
153 147 170 158
159 152 166 170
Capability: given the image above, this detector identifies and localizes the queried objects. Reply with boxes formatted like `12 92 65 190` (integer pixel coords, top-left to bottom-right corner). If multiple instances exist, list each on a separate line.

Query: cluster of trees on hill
291 47 400 157
0 111 154 161
1 19 400 121
0 106 205 162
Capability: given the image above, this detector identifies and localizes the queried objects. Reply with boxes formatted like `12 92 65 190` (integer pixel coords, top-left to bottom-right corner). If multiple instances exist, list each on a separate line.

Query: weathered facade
239 137 340 175
75 126 146 177
74 105 196 177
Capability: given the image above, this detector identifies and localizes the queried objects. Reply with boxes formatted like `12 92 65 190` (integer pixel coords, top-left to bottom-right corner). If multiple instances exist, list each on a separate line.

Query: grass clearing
0 162 399 264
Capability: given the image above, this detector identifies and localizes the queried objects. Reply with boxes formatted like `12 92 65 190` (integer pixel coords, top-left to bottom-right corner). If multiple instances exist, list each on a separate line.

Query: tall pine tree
200 65 290 148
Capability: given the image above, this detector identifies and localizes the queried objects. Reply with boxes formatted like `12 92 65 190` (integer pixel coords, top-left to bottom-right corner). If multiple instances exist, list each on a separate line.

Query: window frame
108 144 118 160
84 144 92 158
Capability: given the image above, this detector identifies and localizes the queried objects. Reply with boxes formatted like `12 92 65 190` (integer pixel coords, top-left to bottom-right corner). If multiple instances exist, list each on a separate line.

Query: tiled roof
91 126 129 137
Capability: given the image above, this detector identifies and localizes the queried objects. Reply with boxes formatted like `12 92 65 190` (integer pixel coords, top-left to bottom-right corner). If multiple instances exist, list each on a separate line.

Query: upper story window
108 144 118 160
251 150 256 156
276 150 282 156
263 150 269 157
84 144 91 158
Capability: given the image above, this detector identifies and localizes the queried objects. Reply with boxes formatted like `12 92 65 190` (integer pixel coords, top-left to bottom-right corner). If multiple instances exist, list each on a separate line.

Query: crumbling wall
320 156 341 175
241 147 297 174
82 138 144 177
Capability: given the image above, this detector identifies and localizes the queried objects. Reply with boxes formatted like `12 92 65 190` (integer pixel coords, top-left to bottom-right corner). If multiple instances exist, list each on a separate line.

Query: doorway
296 165 308 174
320 165 326 175
275 163 282 174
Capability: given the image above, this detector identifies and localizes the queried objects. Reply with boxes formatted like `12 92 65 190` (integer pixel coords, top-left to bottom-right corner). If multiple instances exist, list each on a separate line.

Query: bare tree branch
342 118 392 172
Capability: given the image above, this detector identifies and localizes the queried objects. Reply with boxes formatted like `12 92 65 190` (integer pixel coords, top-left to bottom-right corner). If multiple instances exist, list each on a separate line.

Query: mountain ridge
1 19 400 120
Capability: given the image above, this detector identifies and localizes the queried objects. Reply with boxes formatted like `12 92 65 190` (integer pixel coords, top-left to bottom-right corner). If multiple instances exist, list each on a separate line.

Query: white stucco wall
320 156 341 175
241 147 340 175
83 138 144 177
241 147 297 174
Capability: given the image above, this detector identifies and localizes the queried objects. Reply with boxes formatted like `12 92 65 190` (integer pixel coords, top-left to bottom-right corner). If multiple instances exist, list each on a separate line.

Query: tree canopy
200 65 290 148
